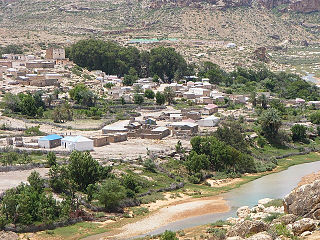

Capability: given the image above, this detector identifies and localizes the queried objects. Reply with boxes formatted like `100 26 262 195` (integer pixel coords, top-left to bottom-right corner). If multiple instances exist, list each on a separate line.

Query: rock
227 220 268 238
0 231 19 240
246 231 272 240
258 198 273 205
251 204 265 213
227 217 244 225
250 212 270 220
284 180 320 219
301 231 312 237
253 47 270 62
226 237 244 240
264 206 284 214
292 218 317 235
272 214 298 225
237 206 251 218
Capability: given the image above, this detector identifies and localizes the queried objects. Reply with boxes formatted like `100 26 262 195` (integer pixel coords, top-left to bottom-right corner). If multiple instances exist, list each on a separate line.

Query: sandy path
84 196 229 240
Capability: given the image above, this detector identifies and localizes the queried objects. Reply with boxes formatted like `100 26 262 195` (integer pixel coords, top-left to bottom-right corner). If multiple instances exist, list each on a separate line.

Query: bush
257 135 267 148
211 220 231 227
263 199 283 208
291 124 307 142
47 152 57 166
144 89 155 99
207 228 227 240
143 159 157 172
160 230 178 240
310 111 320 124
97 179 126 211
263 212 283 223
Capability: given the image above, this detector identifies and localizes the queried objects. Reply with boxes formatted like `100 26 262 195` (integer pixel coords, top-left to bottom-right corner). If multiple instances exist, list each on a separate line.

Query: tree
144 89 155 99
149 47 187 82
260 108 282 139
68 151 102 191
97 179 126 211
156 92 165 105
19 93 37 117
310 111 320 124
123 67 138 86
164 87 175 105
214 121 248 153
257 94 268 110
250 92 257 107
27 171 45 193
291 124 307 142
69 84 96 107
47 152 57 167
189 136 256 173
3 93 21 112
152 74 160 83
186 151 210 173
134 94 144 105
269 99 286 114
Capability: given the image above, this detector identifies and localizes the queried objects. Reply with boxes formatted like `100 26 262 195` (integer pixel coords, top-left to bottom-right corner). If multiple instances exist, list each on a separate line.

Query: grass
263 199 283 208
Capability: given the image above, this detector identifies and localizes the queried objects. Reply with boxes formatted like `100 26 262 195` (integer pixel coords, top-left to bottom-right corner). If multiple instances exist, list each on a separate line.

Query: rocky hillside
147 0 320 13
0 0 318 45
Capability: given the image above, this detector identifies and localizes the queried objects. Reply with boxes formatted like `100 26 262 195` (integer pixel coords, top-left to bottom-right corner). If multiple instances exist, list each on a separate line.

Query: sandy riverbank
84 195 229 240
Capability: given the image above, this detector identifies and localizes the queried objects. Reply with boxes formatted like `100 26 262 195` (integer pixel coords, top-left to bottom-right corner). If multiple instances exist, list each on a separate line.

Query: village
0 47 320 161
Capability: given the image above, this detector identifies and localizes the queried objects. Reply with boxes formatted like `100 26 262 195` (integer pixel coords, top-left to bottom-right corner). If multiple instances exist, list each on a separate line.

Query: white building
198 115 220 127
61 136 94 151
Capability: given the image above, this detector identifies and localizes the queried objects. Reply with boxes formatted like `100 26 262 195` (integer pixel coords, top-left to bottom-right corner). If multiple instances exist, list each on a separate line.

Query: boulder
0 231 19 240
226 237 244 240
246 231 272 240
227 220 268 238
251 204 265 213
284 180 320 219
271 214 298 225
237 206 251 218
250 212 270 220
301 231 312 237
292 218 317 235
264 206 284 214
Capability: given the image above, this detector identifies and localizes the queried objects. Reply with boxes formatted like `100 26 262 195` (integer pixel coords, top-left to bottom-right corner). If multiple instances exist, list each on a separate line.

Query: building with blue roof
38 134 63 149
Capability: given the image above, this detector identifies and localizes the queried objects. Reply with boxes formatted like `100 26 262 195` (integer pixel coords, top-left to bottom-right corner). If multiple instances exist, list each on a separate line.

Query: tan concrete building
46 48 65 60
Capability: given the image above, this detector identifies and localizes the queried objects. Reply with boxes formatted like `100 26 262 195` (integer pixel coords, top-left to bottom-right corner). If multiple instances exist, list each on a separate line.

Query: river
136 160 320 238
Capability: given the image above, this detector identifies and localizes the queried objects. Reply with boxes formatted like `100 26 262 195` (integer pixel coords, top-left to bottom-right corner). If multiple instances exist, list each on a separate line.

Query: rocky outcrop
289 0 320 13
272 214 298 225
226 220 268 238
146 0 319 12
284 180 320 219
246 232 272 240
0 231 19 240
291 218 318 235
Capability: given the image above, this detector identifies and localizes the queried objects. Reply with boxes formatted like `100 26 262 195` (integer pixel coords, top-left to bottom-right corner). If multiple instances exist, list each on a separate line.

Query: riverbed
134 160 320 238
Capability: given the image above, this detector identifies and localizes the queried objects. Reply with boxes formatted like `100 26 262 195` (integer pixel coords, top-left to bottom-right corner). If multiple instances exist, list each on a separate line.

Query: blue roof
39 134 63 141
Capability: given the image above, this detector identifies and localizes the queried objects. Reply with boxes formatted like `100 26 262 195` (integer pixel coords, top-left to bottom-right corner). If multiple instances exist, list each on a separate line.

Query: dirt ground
0 168 49 193
297 170 320 188
83 195 229 240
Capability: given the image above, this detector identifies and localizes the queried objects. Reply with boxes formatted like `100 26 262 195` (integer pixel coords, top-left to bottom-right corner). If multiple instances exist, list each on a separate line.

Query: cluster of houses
0 48 72 87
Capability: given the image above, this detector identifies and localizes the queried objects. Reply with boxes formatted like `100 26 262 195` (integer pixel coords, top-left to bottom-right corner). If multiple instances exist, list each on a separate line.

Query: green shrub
263 199 283 208
160 230 178 240
211 220 231 227
207 228 227 240
263 213 284 223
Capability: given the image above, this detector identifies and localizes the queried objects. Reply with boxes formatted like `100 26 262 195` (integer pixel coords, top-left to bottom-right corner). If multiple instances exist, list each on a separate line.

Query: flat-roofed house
38 134 62 149
203 104 219 115
61 136 94 151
